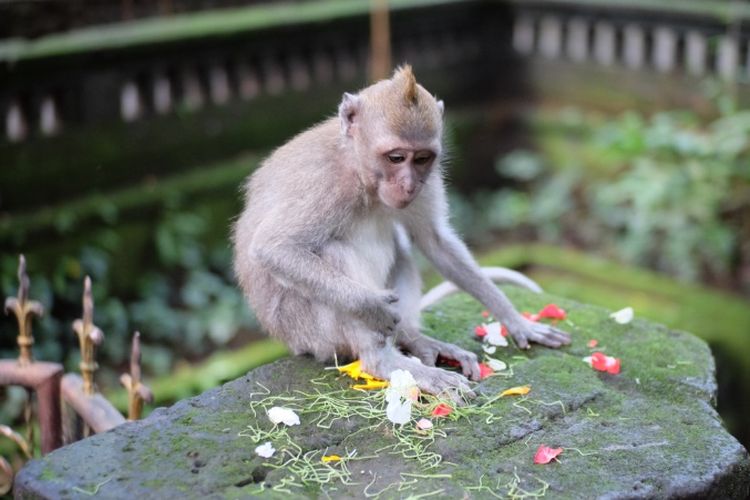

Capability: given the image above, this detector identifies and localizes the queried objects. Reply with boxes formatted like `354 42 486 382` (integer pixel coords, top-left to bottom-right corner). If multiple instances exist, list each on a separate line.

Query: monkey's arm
406 204 570 348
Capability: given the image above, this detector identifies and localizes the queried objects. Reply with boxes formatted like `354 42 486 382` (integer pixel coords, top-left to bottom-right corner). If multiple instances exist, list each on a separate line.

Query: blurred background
1 0 749 468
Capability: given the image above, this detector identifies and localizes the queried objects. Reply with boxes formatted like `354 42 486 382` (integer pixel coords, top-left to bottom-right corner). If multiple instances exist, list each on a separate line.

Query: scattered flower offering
474 325 487 338
610 307 634 324
255 442 276 458
486 358 507 371
481 310 490 319
267 407 300 426
352 379 389 390
337 359 388 390
538 304 566 320
522 311 540 322
482 344 497 355
416 418 433 430
587 339 598 348
321 455 342 463
438 356 461 368
500 385 531 397
484 322 508 347
431 403 453 417
385 370 419 425
588 352 621 374
533 445 563 464
479 363 494 379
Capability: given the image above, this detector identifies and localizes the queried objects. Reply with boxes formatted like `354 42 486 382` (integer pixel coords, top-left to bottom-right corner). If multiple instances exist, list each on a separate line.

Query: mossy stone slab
14 289 750 499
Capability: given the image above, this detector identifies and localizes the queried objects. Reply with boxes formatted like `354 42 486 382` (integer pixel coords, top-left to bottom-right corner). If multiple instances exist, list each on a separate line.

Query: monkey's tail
418 267 543 311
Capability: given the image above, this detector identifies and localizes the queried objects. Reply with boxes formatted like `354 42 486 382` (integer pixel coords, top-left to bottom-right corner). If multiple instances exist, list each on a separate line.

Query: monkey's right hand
359 290 401 335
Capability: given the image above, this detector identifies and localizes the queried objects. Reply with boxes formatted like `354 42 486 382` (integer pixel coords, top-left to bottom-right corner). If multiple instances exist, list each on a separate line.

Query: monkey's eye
387 153 406 164
414 153 435 166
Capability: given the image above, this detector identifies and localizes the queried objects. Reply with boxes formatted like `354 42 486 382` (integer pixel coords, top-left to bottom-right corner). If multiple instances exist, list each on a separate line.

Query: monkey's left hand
505 317 571 350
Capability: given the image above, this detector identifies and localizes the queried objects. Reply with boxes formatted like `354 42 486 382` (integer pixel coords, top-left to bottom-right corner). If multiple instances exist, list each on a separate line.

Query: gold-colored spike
72 277 104 395
120 332 153 420
4 255 44 366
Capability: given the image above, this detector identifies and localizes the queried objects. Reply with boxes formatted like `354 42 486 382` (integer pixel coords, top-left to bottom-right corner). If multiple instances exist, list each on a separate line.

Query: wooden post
370 0 392 82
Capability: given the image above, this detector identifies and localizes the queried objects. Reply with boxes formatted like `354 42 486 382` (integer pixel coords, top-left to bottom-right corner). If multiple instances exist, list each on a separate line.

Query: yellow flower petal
337 359 386 387
500 385 531 397
352 380 389 390
321 455 342 463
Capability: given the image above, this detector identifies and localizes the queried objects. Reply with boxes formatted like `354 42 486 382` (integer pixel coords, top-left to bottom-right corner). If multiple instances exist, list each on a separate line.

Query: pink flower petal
534 445 563 464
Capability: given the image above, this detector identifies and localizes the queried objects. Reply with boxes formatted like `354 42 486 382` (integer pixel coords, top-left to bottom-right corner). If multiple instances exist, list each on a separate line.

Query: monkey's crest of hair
394 64 419 105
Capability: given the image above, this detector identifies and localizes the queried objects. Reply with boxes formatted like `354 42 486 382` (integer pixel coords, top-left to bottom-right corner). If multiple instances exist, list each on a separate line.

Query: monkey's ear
338 92 362 136
436 99 445 115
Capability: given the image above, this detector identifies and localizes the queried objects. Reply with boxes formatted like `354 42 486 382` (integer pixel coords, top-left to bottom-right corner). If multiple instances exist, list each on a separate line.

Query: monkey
233 65 570 398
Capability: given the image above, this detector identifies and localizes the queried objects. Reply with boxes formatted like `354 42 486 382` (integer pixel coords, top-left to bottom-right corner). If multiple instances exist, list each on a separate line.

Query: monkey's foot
398 333 480 381
361 346 475 403
509 317 571 349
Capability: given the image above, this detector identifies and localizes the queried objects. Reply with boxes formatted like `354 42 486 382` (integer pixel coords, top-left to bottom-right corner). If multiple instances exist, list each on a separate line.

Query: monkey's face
374 142 437 209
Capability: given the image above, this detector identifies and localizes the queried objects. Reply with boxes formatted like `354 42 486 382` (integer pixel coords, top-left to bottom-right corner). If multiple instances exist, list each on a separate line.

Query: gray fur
232 72 569 400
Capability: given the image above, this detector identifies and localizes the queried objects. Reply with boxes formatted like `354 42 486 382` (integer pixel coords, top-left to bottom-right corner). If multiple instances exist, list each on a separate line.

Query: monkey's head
338 65 444 209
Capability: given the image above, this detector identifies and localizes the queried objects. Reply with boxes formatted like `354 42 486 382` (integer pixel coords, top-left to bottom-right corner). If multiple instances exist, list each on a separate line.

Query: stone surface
14 289 750 499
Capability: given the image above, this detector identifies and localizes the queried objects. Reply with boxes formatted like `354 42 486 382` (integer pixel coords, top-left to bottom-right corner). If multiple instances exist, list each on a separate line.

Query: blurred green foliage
452 100 750 289
1 206 257 415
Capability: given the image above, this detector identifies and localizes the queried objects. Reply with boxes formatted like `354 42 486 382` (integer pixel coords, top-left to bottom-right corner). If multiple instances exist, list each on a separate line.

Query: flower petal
590 352 621 374
267 407 300 426
431 403 453 417
484 322 508 347
416 418 433 430
481 310 490 319
321 455 342 463
533 445 563 464
587 339 598 348
538 304 566 320
522 311 540 322
610 307 634 324
255 442 276 458
500 385 531 397
486 358 507 371
386 398 412 425
482 344 497 355
474 325 487 338
352 380 389 390
479 363 494 379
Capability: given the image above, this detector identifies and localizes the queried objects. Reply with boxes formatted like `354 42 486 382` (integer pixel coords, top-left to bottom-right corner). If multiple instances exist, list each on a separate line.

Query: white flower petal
582 356 593 367
482 344 497 354
486 358 507 371
484 322 508 347
255 441 276 458
416 418 433 430
610 307 634 324
267 407 300 426
386 399 412 425
386 369 419 401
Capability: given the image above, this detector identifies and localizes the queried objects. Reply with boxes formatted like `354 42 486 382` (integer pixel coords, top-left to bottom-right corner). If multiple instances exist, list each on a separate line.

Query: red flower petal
522 312 540 322
478 363 494 379
481 310 490 318
590 352 621 374
474 325 487 337
501 325 509 337
437 356 461 368
534 445 563 464
538 304 566 320
432 403 453 417
587 339 598 348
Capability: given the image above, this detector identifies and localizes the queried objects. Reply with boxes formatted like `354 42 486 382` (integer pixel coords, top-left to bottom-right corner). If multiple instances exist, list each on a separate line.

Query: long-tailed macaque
233 66 570 397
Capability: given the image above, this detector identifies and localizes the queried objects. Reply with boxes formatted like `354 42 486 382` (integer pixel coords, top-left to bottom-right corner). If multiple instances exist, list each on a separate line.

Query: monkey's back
232 117 368 348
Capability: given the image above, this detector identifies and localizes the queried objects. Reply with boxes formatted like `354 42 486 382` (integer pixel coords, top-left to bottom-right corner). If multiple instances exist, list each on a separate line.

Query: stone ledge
14 288 750 499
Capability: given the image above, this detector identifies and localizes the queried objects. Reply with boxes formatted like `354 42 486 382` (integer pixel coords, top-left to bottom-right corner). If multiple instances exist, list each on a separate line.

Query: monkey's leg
388 241 480 381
